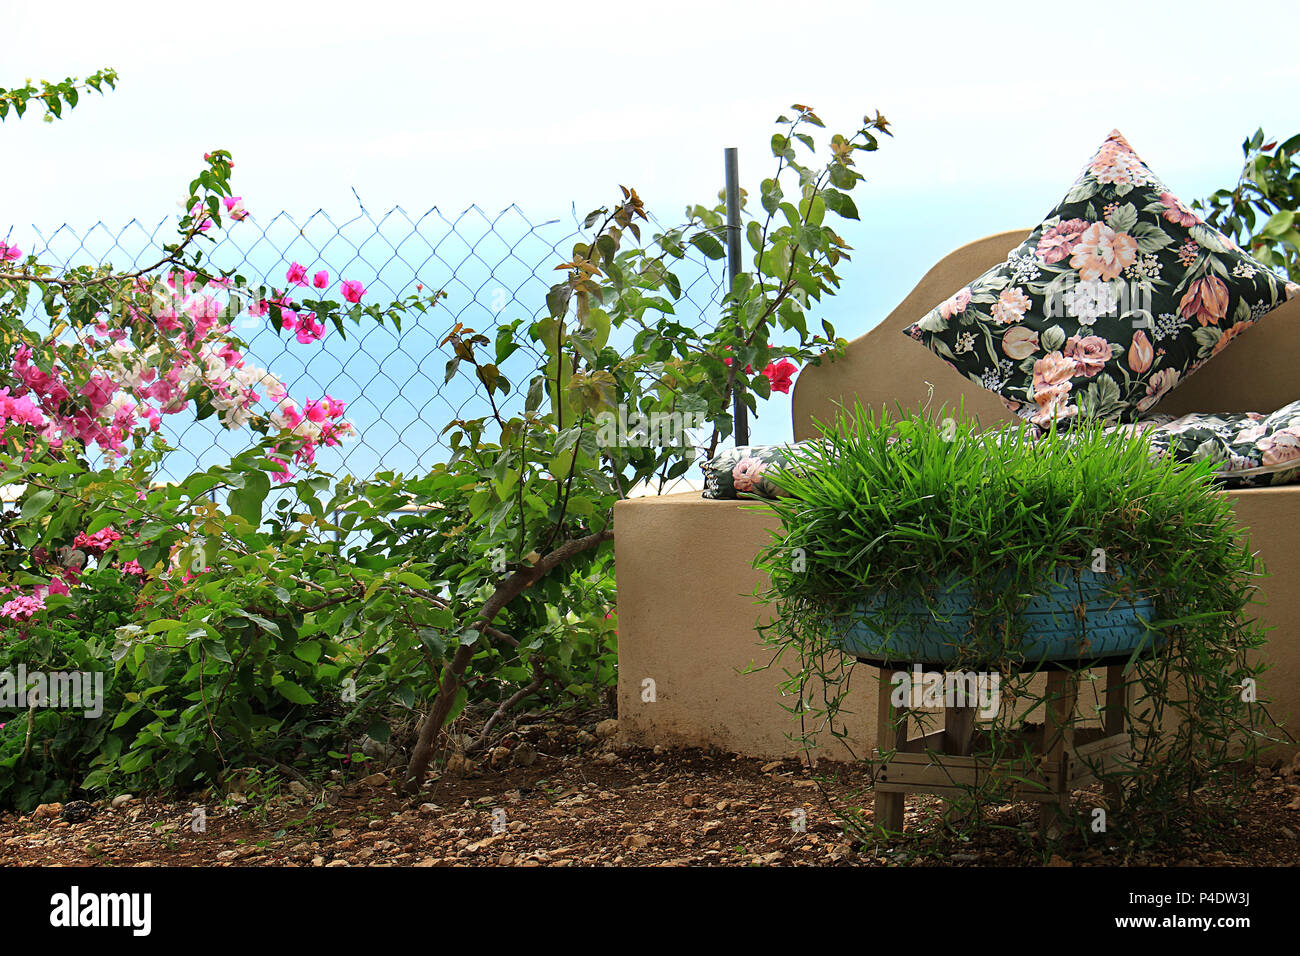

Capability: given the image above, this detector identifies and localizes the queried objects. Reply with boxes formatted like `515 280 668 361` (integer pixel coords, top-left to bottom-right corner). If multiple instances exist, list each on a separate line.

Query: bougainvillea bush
0 71 448 807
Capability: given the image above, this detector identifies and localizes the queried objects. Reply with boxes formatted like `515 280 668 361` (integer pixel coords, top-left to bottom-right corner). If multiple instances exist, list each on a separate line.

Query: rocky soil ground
3 706 1299 867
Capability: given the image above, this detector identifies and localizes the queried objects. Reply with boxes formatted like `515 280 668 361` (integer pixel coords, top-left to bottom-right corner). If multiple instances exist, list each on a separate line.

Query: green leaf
1261 210 1295 237
418 628 446 656
525 375 546 413
228 469 271 526
275 681 317 705
689 232 726 261
231 608 282 637
293 642 323 665
20 489 56 521
84 511 118 534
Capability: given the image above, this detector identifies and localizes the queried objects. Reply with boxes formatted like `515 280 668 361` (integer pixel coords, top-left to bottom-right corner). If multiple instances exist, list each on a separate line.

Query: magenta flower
295 315 325 344
0 242 22 262
286 263 309 286
270 457 291 484
222 196 249 221
341 280 366 303
73 527 122 555
762 359 798 394
313 270 329 289
1 592 45 621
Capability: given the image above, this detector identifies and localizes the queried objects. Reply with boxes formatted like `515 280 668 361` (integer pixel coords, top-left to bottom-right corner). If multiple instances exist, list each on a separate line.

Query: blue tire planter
833 567 1160 668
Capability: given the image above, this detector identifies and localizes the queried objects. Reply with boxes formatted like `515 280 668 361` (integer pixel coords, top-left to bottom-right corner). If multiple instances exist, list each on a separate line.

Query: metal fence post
724 147 748 447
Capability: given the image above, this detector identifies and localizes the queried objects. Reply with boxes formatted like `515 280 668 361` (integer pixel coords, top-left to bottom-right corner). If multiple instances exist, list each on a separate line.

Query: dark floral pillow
903 130 1299 427
1111 401 1300 487
701 443 814 499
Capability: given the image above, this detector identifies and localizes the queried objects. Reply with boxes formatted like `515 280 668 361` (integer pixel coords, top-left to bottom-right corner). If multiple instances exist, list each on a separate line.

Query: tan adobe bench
614 230 1300 761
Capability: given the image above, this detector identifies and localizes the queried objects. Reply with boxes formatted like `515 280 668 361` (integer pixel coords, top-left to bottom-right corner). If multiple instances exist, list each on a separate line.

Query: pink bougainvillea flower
0 388 47 430
272 399 303 431
73 527 123 555
313 270 329 289
0 241 22 261
120 560 146 579
286 262 309 286
304 399 328 424
762 358 798 394
222 196 249 221
341 280 366 303
79 375 117 415
295 314 325 344
269 457 292 484
187 201 213 233
0 592 45 621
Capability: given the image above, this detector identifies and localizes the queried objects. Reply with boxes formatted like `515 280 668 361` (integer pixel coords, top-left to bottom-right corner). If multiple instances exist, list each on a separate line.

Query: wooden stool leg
943 701 977 821
874 667 906 834
1039 670 1077 840
1102 664 1126 809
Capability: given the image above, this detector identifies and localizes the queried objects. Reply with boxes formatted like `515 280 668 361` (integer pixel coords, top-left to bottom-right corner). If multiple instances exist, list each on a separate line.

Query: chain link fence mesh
19 203 727 489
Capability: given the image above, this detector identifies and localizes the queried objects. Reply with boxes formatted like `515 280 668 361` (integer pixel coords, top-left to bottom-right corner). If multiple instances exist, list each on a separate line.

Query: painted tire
833 567 1159 668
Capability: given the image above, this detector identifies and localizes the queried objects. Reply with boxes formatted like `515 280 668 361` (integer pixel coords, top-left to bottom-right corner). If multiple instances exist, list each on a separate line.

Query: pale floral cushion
1110 400 1300 486
700 403 1300 501
700 443 813 499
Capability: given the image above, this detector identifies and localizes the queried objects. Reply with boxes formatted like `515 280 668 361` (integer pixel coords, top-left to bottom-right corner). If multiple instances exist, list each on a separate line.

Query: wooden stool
871 664 1129 839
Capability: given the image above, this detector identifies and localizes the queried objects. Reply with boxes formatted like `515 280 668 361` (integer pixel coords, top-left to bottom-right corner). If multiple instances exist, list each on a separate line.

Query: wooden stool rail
870 664 1129 839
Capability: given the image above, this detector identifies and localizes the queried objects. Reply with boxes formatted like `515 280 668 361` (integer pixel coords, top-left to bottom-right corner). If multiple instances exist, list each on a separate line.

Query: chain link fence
18 202 728 487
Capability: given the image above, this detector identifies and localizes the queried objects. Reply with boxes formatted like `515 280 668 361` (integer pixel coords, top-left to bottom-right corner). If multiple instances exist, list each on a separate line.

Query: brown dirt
3 705 1299 867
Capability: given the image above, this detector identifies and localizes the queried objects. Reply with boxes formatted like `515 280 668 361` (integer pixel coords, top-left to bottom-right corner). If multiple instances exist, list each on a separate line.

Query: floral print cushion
903 130 1298 428
700 405 1300 502
700 443 814 499
1116 401 1300 487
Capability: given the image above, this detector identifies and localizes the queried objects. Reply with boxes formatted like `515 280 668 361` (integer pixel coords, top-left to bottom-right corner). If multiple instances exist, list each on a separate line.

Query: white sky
4 0 1299 447
5 0 1297 226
